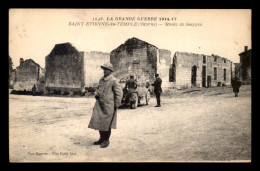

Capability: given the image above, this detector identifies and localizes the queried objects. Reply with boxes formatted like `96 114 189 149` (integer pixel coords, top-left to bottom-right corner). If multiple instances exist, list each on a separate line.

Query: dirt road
9 86 251 162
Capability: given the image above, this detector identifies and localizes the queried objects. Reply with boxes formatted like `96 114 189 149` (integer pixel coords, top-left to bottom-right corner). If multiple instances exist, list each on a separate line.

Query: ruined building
45 43 85 93
13 58 44 91
239 46 251 84
45 43 110 93
170 52 233 88
110 37 172 90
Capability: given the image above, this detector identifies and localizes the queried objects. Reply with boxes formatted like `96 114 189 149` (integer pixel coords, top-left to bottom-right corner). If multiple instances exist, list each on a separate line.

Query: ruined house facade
239 46 251 84
45 43 110 93
170 52 233 89
45 43 85 93
110 37 171 90
13 58 44 91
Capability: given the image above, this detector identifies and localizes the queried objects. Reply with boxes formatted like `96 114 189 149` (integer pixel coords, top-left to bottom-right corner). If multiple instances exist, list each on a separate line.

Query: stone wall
173 52 203 88
45 43 85 93
84 51 110 87
13 59 44 91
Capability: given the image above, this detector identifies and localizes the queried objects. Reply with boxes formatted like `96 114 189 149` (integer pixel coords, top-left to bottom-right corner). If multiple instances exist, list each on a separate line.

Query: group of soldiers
124 73 162 108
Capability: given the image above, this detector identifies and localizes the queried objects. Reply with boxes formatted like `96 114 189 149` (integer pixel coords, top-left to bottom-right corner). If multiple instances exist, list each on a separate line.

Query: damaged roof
17 59 42 69
174 51 231 62
49 42 79 56
111 37 158 53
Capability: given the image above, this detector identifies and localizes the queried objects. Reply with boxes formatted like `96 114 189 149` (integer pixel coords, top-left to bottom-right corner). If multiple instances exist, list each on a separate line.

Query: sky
9 9 251 68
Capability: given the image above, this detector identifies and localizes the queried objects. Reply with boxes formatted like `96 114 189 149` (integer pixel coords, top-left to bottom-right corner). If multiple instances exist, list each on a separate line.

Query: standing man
231 77 242 97
88 63 123 148
125 74 137 90
151 73 162 107
32 84 36 96
124 74 138 108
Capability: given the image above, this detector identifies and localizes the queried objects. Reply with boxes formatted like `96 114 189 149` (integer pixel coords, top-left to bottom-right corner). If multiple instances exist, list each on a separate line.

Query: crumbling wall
157 49 172 89
159 49 171 65
45 43 84 93
174 52 203 88
84 51 110 87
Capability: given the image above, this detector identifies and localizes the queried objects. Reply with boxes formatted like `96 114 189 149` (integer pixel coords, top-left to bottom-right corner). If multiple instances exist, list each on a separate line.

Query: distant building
239 46 251 84
13 58 44 91
170 52 233 89
110 37 172 90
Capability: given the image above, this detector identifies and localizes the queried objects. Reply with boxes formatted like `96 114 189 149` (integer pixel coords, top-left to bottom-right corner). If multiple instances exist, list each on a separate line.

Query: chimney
244 46 248 52
20 58 24 66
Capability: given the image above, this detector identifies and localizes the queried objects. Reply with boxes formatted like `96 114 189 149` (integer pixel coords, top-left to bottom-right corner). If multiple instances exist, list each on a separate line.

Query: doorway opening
191 65 197 87
202 65 206 87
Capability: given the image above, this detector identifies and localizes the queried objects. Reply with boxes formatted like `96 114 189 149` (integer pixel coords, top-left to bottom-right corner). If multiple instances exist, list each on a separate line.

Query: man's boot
93 139 103 145
100 140 110 148
93 132 104 145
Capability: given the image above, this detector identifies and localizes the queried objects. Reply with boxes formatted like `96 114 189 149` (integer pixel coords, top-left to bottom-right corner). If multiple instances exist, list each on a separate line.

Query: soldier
231 77 242 97
124 74 138 108
151 73 162 107
125 74 137 90
88 63 123 148
32 84 36 96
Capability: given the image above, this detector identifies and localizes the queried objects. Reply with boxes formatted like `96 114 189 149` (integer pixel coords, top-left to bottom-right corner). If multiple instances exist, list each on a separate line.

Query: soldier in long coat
124 74 138 108
231 77 242 97
32 84 37 96
88 63 123 148
151 73 162 107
